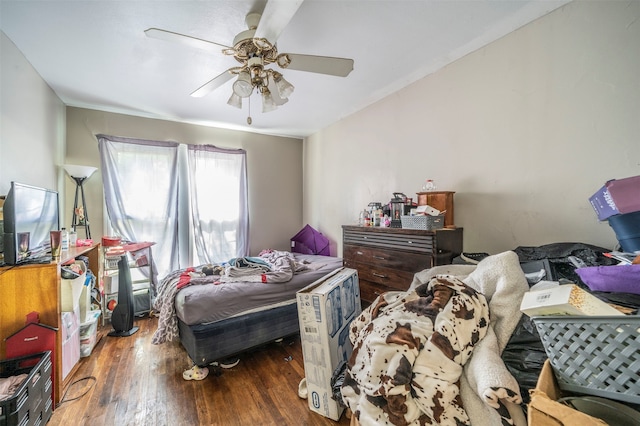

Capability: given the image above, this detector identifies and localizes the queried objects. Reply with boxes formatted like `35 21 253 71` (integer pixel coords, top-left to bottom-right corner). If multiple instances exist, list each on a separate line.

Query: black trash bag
331 361 348 408
513 242 617 290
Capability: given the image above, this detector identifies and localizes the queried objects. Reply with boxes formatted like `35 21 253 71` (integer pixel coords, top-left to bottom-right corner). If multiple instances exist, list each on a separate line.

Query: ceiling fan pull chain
247 96 252 125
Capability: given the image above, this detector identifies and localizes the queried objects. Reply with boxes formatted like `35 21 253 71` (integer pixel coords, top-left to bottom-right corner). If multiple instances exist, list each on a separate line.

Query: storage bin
400 214 444 230
61 308 80 380
80 310 101 357
0 351 53 426
532 315 640 405
607 210 640 252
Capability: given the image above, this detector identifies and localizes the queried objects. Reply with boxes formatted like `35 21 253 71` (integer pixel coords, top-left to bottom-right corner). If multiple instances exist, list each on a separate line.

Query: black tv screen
2 181 59 265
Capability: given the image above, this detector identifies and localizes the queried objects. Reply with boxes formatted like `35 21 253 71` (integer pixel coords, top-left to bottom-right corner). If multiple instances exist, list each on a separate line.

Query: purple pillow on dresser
576 264 640 295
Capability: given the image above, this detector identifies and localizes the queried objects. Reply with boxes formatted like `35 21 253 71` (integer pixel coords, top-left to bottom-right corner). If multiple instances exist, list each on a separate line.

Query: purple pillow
576 264 640 295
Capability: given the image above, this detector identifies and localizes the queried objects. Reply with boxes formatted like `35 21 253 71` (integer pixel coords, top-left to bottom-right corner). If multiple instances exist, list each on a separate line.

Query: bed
152 251 343 367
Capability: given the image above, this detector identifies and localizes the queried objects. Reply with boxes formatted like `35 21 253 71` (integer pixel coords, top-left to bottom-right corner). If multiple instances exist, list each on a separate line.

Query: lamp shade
227 92 243 109
261 90 277 113
64 164 97 179
233 71 253 98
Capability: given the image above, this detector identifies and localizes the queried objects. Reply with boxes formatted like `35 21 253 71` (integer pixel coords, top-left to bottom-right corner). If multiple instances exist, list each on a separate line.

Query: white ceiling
0 0 570 138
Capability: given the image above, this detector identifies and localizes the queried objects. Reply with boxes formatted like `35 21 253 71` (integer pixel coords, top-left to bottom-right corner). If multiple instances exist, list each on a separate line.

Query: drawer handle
372 272 388 278
407 240 413 244
372 255 386 260
356 251 364 256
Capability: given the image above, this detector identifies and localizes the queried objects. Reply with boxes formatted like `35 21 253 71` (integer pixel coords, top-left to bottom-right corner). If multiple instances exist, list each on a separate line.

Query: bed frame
178 302 300 366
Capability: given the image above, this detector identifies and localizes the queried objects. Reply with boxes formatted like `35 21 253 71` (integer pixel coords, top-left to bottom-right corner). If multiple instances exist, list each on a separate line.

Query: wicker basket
400 215 444 230
532 315 640 405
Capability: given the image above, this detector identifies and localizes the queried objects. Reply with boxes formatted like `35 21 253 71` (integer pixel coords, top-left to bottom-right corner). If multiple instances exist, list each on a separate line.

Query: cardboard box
297 268 361 421
520 284 624 317
528 360 607 425
589 175 640 221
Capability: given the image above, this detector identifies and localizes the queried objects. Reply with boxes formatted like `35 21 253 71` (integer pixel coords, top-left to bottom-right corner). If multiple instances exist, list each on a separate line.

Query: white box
103 272 119 294
520 284 624 317
297 267 361 421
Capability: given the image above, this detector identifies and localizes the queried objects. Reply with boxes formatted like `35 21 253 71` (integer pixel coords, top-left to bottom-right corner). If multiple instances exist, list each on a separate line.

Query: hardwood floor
49 316 351 425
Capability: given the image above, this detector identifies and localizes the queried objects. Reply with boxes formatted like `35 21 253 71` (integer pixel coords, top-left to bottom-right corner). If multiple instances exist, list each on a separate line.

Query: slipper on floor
183 365 209 381
298 378 308 399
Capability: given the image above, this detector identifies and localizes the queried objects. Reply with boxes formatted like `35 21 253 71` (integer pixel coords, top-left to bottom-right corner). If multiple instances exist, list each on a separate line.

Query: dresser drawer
359 279 403 304
346 259 415 289
344 244 431 272
343 229 435 254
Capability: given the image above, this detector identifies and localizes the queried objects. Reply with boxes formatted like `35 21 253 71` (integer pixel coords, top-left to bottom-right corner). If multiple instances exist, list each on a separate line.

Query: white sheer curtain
187 144 249 264
97 135 249 281
97 135 180 282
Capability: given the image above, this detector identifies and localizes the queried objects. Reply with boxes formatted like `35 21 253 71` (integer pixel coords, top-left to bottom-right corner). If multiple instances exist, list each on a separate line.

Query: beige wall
65 107 303 255
304 0 640 256
1 32 66 208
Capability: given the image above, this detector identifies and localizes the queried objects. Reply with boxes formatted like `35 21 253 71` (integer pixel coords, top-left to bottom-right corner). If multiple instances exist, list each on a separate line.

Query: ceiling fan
144 0 354 123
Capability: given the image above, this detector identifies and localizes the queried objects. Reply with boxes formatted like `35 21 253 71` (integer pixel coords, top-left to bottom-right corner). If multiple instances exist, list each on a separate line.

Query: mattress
175 253 344 325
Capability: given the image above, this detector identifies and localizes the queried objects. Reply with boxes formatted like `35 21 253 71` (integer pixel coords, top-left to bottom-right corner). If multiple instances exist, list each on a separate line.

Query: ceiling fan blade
283 54 354 77
190 70 234 98
144 28 230 53
254 0 304 43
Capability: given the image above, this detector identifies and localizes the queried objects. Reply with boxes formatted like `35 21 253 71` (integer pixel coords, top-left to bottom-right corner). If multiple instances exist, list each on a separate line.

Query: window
97 135 248 281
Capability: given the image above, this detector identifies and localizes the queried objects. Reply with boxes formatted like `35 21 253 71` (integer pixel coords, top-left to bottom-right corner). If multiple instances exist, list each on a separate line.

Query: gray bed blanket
152 252 342 345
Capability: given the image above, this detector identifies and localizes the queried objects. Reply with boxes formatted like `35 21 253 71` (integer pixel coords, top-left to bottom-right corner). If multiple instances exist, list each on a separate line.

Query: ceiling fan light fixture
273 72 295 99
261 88 277 113
227 92 242 109
233 71 253 97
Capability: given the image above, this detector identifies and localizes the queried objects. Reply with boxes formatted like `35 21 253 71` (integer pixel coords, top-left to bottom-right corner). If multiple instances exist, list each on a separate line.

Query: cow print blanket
342 275 489 425
342 251 529 426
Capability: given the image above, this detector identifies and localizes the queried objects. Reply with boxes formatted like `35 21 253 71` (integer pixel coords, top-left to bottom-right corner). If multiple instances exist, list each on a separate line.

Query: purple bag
576 264 640 295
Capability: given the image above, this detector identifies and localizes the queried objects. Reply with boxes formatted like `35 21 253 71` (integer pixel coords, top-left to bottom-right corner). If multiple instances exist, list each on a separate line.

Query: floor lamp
64 164 97 239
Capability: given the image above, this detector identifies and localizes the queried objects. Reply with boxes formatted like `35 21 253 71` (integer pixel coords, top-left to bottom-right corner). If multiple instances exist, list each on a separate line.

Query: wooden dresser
342 225 463 305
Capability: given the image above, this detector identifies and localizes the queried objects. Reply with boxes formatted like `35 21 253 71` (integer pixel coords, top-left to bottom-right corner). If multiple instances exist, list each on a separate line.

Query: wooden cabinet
416 191 455 227
0 243 100 406
342 225 462 305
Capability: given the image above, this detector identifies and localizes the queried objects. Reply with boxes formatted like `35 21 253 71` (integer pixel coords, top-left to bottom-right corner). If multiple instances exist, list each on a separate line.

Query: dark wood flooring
48 316 351 425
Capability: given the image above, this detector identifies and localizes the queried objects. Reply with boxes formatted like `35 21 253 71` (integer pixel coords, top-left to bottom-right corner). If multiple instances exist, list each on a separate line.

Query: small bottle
69 227 77 247
61 227 69 250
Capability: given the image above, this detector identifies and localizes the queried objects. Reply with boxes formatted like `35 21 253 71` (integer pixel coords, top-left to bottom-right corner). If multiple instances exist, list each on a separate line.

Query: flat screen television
2 181 60 265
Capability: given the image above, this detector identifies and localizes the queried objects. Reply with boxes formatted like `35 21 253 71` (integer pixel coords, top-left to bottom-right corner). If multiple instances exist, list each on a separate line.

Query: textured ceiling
0 0 570 138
